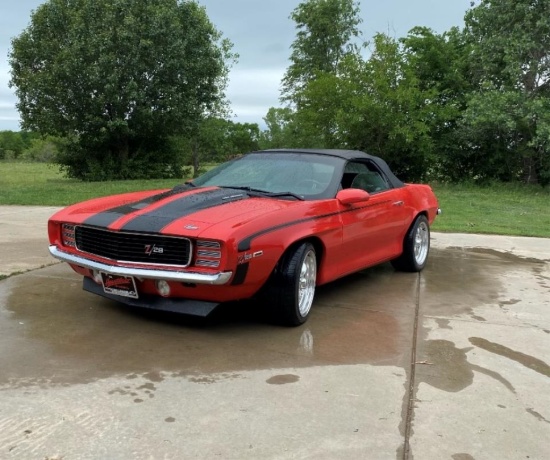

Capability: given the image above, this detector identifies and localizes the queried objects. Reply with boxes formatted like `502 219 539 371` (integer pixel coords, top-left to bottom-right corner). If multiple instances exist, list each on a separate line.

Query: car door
338 160 408 273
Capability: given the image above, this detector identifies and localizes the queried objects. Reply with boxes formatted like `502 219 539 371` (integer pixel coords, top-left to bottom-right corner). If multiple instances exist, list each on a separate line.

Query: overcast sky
0 0 472 131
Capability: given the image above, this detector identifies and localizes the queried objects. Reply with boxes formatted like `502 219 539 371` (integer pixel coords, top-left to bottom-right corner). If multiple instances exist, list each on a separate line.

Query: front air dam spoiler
83 277 220 317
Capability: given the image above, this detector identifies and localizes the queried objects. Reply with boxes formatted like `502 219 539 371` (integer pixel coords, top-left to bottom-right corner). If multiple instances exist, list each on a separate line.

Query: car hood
55 186 304 235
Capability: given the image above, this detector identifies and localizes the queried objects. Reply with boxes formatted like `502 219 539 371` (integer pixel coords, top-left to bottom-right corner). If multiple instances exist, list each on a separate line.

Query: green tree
20 136 60 163
346 34 439 180
462 0 550 184
281 0 362 106
175 118 260 177
0 131 27 159
259 107 323 149
9 0 235 180
228 122 260 156
400 27 475 181
260 108 293 149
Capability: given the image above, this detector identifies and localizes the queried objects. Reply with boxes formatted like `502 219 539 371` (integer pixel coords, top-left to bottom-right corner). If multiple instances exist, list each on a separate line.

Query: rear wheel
391 215 430 272
267 242 317 326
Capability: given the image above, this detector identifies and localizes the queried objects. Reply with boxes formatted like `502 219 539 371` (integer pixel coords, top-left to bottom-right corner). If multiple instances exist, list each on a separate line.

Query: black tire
266 242 317 326
391 215 430 272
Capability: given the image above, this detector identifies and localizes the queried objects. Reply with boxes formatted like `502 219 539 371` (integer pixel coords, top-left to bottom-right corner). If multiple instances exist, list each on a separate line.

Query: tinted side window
342 161 390 193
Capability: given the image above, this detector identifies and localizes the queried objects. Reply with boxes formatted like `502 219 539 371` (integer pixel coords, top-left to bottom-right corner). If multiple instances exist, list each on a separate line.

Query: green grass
431 182 550 238
1 162 549 238
0 161 185 206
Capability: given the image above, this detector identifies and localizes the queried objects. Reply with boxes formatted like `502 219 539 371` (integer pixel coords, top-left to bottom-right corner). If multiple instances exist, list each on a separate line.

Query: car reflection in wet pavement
1 246 549 460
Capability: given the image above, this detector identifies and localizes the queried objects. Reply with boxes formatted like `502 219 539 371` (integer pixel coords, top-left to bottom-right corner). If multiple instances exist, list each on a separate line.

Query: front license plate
101 273 138 299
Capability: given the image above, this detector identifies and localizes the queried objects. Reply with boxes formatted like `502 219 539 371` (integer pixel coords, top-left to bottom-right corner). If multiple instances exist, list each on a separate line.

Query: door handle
393 201 404 206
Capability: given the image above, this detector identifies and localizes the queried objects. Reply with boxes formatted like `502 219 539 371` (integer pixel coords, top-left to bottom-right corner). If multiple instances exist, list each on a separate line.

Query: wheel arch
282 236 325 273
405 210 429 238
398 210 429 252
415 209 429 222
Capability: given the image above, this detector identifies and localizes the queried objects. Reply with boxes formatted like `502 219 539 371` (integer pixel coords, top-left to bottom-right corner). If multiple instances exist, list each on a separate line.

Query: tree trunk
192 139 200 178
115 137 129 163
522 155 538 184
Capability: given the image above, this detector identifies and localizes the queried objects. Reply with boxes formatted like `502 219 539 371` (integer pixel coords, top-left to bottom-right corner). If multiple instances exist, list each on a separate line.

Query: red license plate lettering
101 273 138 299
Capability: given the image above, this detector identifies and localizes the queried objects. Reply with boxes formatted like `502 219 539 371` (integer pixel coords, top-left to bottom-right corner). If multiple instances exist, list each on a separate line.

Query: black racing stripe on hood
83 184 196 228
120 188 249 233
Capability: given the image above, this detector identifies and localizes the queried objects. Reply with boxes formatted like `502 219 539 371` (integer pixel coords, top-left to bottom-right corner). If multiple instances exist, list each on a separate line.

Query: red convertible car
48 149 439 326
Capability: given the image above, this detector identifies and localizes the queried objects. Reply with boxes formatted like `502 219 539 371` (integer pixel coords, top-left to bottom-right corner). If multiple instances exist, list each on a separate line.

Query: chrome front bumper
49 246 233 285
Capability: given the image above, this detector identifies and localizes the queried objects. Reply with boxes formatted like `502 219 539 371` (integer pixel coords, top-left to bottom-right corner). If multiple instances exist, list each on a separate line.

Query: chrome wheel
267 242 317 326
298 249 317 317
413 220 429 266
391 215 430 272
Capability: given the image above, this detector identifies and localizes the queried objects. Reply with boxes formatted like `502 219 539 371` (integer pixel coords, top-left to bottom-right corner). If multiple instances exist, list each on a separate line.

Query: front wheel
267 242 317 326
391 215 430 272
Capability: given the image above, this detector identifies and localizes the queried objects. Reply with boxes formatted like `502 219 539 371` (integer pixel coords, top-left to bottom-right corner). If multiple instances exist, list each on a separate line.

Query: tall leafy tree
463 0 550 184
281 0 362 106
9 0 235 180
278 0 446 179
401 27 475 181
343 34 439 180
294 34 441 180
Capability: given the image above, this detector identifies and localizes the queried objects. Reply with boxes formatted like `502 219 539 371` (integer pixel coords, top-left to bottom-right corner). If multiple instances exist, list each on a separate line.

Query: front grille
75 226 192 266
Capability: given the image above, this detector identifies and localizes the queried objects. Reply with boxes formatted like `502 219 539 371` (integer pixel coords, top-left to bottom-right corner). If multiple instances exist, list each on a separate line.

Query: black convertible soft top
255 148 405 189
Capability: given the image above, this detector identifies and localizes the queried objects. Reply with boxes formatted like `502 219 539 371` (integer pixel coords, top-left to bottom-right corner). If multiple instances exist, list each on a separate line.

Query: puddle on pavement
0 247 545 390
451 454 476 460
446 247 549 265
414 339 516 394
469 337 550 378
266 374 300 385
0 264 414 388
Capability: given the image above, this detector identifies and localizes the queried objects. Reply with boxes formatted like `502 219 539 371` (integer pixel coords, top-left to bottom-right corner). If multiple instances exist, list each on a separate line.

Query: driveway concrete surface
0 205 549 460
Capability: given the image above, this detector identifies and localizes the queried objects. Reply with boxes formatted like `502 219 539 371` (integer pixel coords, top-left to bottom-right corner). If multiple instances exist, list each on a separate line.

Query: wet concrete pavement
0 206 61 276
0 206 549 459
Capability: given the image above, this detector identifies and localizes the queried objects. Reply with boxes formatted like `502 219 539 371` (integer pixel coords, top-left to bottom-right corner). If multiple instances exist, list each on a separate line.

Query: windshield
192 153 344 200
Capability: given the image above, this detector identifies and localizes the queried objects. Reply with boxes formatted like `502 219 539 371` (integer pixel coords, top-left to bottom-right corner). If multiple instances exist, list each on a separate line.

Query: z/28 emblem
145 244 164 256
238 251 263 264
